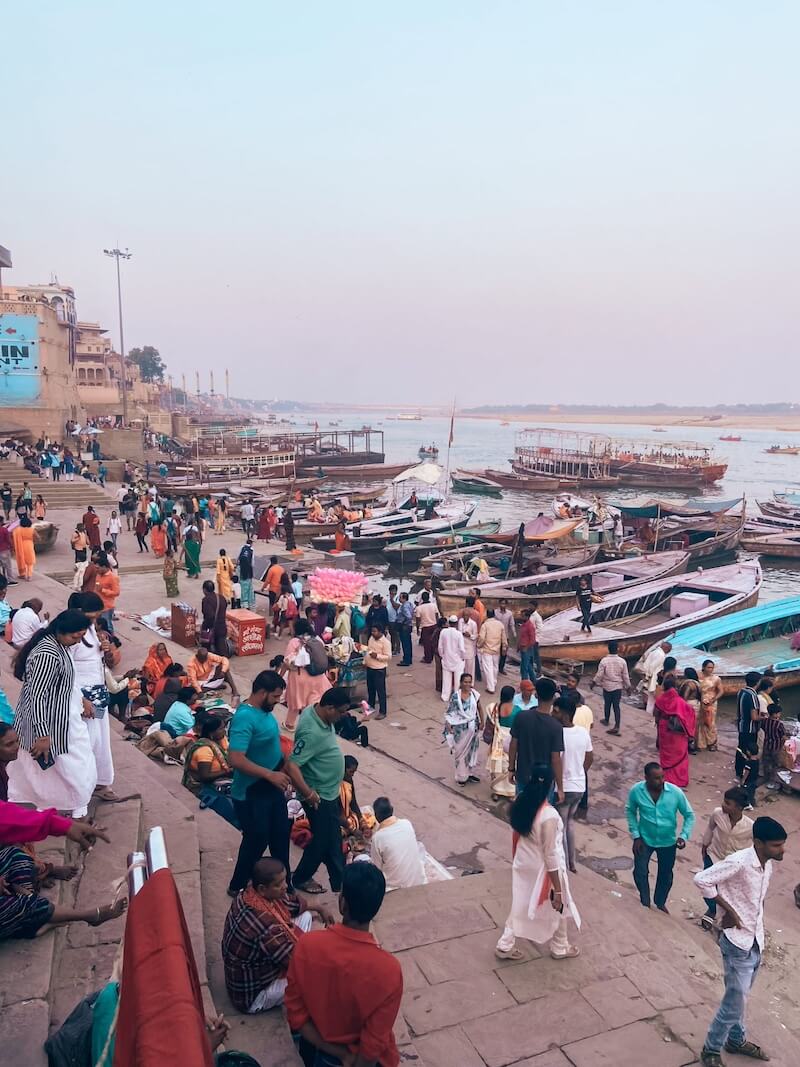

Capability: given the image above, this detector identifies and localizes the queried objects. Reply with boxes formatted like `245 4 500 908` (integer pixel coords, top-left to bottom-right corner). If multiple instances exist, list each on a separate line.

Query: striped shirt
14 634 75 756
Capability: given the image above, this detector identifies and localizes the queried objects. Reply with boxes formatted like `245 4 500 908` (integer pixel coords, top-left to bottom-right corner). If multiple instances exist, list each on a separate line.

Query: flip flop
495 947 524 960
295 880 325 895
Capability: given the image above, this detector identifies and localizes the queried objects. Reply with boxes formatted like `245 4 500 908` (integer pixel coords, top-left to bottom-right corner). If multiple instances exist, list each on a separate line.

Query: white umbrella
392 461 442 486
83 427 104 435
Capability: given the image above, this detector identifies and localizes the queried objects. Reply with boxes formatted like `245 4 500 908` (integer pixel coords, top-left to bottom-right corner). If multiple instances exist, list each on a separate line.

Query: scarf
242 889 302 946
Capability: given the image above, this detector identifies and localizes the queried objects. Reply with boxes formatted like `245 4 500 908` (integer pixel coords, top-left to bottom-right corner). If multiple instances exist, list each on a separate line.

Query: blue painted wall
0 314 41 404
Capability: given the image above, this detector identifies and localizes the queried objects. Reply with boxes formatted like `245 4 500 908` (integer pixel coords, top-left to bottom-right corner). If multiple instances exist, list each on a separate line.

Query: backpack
284 595 299 619
306 636 329 676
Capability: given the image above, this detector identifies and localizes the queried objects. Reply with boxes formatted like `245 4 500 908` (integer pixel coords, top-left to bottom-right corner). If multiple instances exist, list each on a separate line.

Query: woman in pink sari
654 676 696 787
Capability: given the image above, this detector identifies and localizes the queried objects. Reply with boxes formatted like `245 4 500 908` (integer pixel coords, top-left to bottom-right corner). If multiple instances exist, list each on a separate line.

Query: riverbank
457 411 800 432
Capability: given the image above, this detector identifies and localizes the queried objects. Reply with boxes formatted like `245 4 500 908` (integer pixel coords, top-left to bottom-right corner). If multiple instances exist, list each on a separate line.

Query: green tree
128 345 166 382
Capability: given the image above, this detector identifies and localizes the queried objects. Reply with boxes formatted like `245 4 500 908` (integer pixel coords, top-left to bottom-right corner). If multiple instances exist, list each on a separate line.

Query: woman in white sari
486 684 517 799
496 767 581 960
443 672 484 785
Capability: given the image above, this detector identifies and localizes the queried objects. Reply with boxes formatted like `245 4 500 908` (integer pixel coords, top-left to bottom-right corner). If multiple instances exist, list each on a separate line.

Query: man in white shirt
494 599 515 675
694 816 787 1066
590 639 631 735
370 796 427 891
699 787 753 929
240 500 255 537
116 485 127 506
553 697 593 872
458 607 478 682
437 616 465 703
11 598 48 648
640 641 671 714
477 611 507 694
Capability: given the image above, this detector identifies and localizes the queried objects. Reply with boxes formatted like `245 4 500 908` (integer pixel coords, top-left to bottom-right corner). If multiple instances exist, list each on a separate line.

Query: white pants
441 662 465 703
463 648 476 682
86 710 115 787
478 652 499 693
646 691 656 716
247 911 313 1012
497 914 570 957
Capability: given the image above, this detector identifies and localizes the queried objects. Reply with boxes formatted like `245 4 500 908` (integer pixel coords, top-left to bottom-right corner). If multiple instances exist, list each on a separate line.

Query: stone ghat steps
0 728 214 1066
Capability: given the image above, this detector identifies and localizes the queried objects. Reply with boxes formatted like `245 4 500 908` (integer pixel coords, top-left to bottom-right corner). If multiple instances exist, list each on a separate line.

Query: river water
291 412 800 601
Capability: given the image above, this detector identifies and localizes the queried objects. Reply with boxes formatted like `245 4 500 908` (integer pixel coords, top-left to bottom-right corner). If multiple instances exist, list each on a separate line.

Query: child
274 589 297 638
761 704 787 789
231 572 242 609
291 571 304 606
699 786 752 929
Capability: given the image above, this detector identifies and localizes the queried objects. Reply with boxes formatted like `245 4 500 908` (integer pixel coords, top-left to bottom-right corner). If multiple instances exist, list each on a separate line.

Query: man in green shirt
227 669 319 895
292 687 352 895
626 761 695 913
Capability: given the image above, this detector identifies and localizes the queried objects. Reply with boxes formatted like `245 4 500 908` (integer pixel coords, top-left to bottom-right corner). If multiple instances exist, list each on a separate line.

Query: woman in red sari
654 676 696 787
256 506 275 541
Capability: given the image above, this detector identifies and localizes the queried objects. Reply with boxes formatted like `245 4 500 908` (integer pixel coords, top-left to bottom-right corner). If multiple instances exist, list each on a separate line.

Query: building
0 283 84 438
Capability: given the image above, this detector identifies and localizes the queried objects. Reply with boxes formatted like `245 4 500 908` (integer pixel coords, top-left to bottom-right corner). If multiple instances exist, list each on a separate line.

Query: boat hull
740 535 800 559
451 478 502 497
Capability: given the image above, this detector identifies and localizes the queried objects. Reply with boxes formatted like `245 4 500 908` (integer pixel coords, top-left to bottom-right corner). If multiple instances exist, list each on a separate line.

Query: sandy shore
457 411 800 431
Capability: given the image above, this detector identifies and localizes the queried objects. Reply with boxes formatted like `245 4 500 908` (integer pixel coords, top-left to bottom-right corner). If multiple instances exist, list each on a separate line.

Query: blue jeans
704 936 761 1054
520 647 536 681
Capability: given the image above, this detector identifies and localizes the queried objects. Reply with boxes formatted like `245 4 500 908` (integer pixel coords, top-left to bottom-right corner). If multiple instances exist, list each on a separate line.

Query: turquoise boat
382 521 502 564
638 597 800 693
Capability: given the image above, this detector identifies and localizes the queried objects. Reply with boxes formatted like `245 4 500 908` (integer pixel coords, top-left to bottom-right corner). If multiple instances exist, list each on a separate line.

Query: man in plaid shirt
222 858 334 1013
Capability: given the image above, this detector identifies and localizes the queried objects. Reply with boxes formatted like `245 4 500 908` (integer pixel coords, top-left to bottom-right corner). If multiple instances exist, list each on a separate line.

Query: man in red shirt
285 862 403 1067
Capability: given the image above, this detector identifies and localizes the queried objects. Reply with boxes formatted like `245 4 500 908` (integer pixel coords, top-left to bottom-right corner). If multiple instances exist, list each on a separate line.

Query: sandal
295 880 325 895
93 787 121 802
724 1040 770 1060
495 947 524 960
88 900 127 926
551 945 581 959
701 1053 724 1067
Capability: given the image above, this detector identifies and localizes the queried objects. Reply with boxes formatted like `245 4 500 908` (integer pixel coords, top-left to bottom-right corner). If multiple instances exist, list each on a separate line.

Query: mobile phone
35 751 56 771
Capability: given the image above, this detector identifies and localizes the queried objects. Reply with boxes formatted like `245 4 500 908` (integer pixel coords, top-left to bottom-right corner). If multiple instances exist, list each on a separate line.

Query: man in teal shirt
292 687 351 895
626 761 695 913
227 669 314 895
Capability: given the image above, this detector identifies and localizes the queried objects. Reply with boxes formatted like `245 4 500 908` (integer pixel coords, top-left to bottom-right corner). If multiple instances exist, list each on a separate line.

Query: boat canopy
776 492 800 507
664 596 799 649
611 496 743 519
523 516 582 540
393 461 443 486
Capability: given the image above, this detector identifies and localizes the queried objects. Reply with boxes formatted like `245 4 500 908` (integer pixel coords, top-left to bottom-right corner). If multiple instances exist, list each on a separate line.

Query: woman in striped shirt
6 609 98 818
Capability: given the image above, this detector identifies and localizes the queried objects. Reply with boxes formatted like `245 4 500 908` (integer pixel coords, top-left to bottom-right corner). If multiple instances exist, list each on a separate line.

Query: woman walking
443 672 484 785
214 497 226 535
654 676 696 787
216 548 235 600
283 619 331 731
33 494 47 521
67 592 117 802
12 515 36 580
181 528 202 579
134 513 150 553
70 523 89 564
697 659 723 752
495 768 581 961
6 609 97 818
486 684 519 799
163 548 180 598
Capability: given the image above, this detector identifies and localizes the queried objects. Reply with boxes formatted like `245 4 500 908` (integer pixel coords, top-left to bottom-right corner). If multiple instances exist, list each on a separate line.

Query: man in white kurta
438 618 466 703
458 610 478 681
641 641 671 714
477 612 508 694
370 798 427 891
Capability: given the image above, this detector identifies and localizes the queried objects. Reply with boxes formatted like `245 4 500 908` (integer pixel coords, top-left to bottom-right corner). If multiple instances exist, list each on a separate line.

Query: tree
127 345 166 383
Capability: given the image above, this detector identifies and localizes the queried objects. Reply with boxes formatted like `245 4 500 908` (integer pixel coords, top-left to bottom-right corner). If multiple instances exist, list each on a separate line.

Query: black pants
602 689 622 728
107 686 129 720
229 778 291 892
578 766 589 811
367 667 387 715
499 651 507 674
136 533 149 552
632 841 677 908
293 798 345 892
387 622 400 654
399 625 413 665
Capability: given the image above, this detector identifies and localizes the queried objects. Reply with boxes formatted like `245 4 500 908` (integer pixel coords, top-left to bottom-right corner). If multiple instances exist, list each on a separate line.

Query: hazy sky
4 2 798 406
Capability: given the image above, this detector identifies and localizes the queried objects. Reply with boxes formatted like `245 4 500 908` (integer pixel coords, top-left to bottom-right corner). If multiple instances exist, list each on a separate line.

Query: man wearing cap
513 679 538 713
438 616 466 703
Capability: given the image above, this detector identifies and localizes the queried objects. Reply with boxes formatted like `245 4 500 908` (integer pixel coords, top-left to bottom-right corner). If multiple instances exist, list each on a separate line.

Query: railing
127 826 169 898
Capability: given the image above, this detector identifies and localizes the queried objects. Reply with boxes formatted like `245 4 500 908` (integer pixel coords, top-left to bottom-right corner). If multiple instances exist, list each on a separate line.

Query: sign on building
0 314 41 404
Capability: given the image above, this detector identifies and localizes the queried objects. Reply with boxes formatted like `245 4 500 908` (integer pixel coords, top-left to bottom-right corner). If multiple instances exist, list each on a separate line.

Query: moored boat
610 498 746 561
639 597 800 693
418 445 439 458
536 559 762 664
739 530 800 559
451 471 503 497
310 504 477 553
435 550 690 621
483 469 563 491
382 521 502 565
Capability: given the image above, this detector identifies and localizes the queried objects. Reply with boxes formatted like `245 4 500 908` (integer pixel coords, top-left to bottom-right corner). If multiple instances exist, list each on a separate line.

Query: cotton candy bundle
307 567 369 605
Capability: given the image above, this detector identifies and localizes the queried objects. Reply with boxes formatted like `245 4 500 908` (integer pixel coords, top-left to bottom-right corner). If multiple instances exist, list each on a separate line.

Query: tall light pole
103 247 132 425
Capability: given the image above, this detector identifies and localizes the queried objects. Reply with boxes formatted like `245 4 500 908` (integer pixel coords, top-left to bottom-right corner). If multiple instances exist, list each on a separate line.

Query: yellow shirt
364 634 391 670
574 704 594 731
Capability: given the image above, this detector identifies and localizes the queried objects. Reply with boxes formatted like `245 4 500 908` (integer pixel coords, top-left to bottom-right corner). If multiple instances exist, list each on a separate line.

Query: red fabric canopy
114 868 213 1067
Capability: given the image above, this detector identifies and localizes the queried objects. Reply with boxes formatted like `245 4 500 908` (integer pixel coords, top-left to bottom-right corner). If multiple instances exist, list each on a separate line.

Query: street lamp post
103 247 132 425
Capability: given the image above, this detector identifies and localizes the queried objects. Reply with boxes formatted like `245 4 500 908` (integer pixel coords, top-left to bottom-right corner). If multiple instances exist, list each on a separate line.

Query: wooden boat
536 559 762 664
719 435 742 442
435 550 690 621
765 445 800 455
382 521 502 565
409 542 513 582
32 521 59 553
758 498 800 521
318 461 413 481
450 471 503 497
739 530 800 559
418 446 439 458
311 504 477 553
510 462 621 489
614 505 746 562
483 469 562 491
480 518 584 546
642 597 800 694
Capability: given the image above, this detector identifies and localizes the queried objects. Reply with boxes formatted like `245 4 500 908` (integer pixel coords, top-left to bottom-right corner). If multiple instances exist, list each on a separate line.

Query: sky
3 2 799 407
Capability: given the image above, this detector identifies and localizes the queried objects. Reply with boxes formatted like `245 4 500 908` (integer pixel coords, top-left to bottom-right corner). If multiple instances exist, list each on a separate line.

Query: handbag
81 684 110 719
482 702 497 745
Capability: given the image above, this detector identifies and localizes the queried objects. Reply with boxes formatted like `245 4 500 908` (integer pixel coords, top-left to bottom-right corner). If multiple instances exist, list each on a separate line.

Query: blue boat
638 597 800 693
